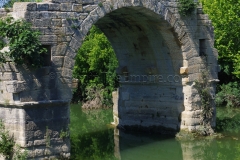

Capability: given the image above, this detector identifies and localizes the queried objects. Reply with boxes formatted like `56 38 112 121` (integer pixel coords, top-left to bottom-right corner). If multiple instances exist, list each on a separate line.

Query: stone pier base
0 101 70 159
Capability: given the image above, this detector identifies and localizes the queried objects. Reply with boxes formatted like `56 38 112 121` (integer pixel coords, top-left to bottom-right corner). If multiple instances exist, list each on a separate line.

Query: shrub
0 16 47 68
216 82 240 108
72 25 118 106
0 121 14 158
0 120 28 159
178 0 198 16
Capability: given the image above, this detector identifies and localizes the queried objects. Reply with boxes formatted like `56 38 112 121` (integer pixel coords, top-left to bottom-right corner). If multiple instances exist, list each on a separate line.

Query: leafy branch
0 16 47 68
193 57 214 135
178 0 198 16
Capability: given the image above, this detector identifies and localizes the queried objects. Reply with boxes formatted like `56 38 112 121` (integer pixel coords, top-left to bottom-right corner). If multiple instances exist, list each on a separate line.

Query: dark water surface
70 104 240 160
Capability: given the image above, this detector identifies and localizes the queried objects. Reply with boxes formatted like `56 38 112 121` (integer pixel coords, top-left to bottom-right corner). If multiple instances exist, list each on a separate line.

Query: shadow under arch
74 4 186 133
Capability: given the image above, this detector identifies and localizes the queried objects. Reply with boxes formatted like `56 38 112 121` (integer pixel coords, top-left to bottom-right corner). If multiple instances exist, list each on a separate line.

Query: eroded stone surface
0 0 218 158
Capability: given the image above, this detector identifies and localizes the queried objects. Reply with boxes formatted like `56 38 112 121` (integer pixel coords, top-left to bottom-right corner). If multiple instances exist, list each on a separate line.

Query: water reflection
115 128 182 160
70 105 240 160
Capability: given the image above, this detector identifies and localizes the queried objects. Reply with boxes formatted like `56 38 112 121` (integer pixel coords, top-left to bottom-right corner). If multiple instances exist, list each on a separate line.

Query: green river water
70 104 240 160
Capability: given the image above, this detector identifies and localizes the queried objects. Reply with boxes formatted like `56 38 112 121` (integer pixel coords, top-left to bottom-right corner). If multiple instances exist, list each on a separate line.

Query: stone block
188 73 202 82
89 14 99 24
63 56 75 69
52 56 64 67
188 65 200 74
62 144 70 152
83 4 98 13
39 11 58 19
76 0 83 3
181 110 201 119
49 3 60 11
197 14 209 20
186 50 199 60
34 148 45 157
61 68 73 78
51 19 62 26
57 35 72 42
0 62 18 72
52 0 75 2
71 79 78 89
180 67 188 75
34 130 44 139
63 26 76 35
39 35 58 44
72 4 83 12
188 57 204 66
82 0 94 4
50 138 63 145
0 72 17 81
65 47 77 59
25 121 38 131
5 81 27 93
52 43 68 56
69 37 82 51
34 19 51 27
60 3 72 11
37 3 49 11
34 139 46 146
13 2 37 12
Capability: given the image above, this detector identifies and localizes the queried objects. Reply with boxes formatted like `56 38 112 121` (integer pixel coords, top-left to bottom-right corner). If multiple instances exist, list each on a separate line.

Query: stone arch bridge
0 0 218 158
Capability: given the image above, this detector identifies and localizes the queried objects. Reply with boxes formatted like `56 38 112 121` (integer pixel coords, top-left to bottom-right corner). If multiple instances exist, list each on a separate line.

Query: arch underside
94 7 184 131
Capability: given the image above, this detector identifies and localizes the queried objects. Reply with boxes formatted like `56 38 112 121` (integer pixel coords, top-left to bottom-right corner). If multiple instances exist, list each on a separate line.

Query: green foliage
60 129 69 140
98 2 103 7
0 16 47 68
194 71 214 125
0 121 14 158
200 0 240 79
216 82 240 108
216 107 240 133
12 145 28 160
0 39 5 49
73 25 118 106
0 120 28 159
3 0 43 8
178 0 198 16
193 59 214 135
45 126 51 148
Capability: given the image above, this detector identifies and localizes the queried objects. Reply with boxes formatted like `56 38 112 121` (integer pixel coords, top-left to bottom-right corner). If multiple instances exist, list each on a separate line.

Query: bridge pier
0 101 70 159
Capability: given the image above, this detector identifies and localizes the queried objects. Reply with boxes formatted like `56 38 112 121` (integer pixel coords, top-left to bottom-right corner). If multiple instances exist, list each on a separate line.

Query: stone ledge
0 100 69 108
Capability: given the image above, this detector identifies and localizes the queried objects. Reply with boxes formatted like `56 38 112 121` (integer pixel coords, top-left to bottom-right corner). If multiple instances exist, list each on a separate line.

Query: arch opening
85 6 185 133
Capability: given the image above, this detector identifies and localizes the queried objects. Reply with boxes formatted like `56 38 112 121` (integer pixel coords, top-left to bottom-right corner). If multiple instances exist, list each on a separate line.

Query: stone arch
65 0 193 70
59 0 217 132
0 0 218 158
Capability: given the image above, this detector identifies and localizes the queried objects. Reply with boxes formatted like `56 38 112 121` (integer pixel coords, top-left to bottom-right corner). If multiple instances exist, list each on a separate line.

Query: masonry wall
0 0 218 158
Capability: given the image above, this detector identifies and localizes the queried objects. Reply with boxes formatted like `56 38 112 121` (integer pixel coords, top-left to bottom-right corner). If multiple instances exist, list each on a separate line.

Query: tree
200 0 240 81
72 25 118 106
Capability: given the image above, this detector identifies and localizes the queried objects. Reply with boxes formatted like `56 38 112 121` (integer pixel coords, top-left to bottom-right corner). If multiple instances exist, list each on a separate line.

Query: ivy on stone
178 0 198 16
0 16 47 68
193 57 215 135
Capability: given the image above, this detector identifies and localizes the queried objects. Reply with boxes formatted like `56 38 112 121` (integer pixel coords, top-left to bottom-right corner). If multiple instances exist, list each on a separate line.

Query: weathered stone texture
0 0 218 158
